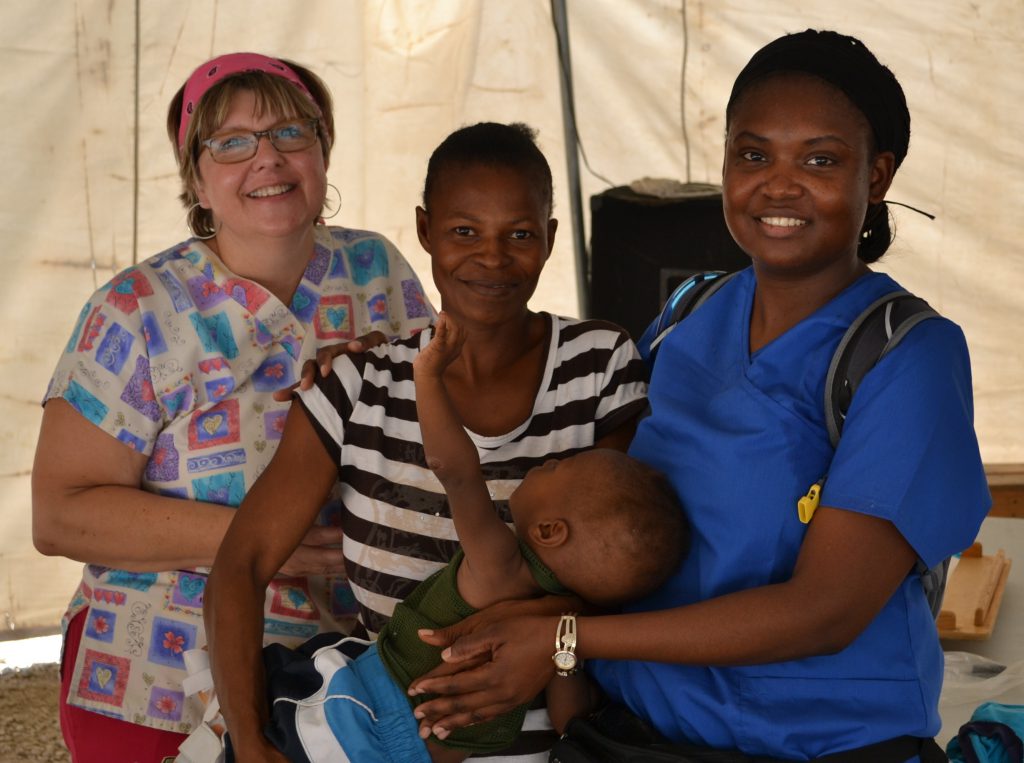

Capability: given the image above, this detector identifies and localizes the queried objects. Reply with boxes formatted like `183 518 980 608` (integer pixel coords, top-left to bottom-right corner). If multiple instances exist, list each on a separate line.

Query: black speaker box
588 185 750 341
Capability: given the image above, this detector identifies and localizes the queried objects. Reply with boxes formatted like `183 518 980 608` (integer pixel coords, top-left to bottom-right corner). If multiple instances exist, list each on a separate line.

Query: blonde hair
166 60 335 238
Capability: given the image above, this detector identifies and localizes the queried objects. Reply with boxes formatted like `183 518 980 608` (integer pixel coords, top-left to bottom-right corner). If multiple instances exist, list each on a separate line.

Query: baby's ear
529 519 569 548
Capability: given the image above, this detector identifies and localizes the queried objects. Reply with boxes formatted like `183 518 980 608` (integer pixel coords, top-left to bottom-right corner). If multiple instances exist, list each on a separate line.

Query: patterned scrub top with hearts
43 225 434 735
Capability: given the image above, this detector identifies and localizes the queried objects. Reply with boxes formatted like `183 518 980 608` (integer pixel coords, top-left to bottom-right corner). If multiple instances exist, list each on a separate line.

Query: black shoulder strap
647 271 739 363
822 290 946 618
824 291 940 449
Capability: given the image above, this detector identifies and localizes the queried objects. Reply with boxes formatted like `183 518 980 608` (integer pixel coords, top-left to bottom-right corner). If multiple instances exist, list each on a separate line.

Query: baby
354 312 685 762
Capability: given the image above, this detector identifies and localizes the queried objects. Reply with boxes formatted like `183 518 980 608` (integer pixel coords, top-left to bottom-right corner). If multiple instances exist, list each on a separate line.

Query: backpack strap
818 289 947 617
823 291 940 449
647 271 739 363
803 291 940 522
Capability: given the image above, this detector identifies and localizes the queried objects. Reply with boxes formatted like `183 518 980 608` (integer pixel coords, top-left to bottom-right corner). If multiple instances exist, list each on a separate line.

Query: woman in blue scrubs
409 30 990 761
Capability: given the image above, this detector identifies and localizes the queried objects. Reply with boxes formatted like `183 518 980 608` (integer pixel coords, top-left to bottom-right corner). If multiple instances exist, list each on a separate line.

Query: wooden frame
987 464 1024 518
936 543 1012 640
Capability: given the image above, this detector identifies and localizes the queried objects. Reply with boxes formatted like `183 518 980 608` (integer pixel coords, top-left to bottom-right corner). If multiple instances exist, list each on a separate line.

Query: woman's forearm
580 582 840 667
206 559 275 752
205 408 340 755
34 482 236 571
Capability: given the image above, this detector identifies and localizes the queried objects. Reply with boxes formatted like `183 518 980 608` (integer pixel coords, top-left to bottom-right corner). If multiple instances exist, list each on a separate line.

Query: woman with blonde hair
32 52 433 762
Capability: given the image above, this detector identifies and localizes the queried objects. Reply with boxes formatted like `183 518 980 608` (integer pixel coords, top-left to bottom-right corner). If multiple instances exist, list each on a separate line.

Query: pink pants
60 609 188 763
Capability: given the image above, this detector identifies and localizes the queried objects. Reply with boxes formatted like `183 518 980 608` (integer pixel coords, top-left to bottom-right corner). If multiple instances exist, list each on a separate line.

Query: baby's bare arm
414 314 530 606
413 314 482 486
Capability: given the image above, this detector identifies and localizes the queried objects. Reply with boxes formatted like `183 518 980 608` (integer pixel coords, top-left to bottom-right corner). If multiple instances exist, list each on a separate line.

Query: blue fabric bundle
947 702 1024 763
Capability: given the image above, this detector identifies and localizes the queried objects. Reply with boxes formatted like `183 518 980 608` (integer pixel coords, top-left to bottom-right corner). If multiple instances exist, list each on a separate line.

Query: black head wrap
727 29 910 169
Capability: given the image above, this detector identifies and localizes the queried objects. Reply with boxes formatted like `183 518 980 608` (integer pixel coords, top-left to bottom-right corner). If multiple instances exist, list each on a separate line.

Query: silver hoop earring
186 202 219 240
321 183 342 221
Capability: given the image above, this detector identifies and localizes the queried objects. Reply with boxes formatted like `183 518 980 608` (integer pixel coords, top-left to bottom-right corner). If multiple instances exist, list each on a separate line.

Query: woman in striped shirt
204 122 649 762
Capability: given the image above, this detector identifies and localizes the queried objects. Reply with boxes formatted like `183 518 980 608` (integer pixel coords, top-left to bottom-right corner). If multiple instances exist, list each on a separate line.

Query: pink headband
177 52 320 150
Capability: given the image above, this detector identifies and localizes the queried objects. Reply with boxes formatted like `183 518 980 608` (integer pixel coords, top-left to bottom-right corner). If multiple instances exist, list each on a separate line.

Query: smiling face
723 72 895 280
416 162 557 328
193 89 327 245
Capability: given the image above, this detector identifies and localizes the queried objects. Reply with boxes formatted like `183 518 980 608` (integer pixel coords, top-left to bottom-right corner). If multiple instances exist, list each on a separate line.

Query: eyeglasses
201 119 320 164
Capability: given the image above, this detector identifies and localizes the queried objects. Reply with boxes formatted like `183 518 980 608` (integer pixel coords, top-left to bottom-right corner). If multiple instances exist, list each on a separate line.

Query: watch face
553 650 577 671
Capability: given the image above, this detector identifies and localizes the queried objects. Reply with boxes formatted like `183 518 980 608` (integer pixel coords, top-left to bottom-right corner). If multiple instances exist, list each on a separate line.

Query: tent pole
551 0 589 317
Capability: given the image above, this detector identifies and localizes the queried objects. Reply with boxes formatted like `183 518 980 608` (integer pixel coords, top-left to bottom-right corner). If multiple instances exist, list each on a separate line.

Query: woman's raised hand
271 331 389 402
408 595 580 736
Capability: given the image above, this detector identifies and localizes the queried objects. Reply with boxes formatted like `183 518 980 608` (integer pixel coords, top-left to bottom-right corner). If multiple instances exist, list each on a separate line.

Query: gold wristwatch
552 614 581 676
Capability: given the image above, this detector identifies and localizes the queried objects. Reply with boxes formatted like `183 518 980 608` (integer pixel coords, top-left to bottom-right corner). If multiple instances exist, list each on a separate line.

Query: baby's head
509 449 687 607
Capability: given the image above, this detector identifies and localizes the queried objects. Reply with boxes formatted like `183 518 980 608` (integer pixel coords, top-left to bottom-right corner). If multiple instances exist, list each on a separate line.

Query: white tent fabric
1 0 1021 632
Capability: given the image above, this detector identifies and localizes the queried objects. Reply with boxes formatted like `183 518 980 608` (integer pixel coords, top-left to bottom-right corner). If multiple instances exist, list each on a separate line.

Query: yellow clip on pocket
797 483 822 524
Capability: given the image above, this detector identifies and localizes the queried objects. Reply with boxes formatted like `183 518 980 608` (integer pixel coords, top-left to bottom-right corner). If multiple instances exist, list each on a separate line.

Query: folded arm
409 505 917 734
32 399 236 571
32 399 345 574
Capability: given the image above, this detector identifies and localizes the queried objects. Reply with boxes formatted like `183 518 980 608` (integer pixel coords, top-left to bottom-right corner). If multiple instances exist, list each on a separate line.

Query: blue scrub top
590 268 990 760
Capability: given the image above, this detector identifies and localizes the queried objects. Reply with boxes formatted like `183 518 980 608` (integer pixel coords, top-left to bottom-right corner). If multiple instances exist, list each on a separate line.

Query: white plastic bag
939 652 1024 745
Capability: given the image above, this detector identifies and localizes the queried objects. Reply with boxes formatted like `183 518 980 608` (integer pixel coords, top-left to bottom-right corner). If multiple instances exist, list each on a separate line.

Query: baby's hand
415 312 465 378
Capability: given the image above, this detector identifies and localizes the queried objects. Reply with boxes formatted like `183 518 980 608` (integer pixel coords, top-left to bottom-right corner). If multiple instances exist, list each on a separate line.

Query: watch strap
553 613 581 676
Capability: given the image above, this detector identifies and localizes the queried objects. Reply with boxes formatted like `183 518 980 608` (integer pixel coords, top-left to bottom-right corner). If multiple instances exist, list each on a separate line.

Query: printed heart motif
230 284 250 304
178 575 205 602
286 588 309 609
95 667 113 688
292 291 311 312
142 672 155 686
115 280 136 295
254 440 267 453
202 415 223 435
325 307 347 328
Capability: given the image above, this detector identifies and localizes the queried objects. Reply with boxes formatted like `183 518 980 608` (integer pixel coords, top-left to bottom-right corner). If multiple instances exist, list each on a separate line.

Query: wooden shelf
987 464 1024 518
936 542 1012 640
